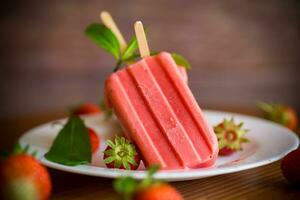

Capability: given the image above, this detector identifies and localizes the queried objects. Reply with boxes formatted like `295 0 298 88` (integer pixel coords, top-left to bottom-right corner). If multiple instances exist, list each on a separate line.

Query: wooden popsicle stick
134 21 150 58
100 11 127 53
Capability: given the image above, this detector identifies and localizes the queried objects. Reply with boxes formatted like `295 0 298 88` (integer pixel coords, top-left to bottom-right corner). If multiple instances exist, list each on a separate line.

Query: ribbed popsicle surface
105 52 218 169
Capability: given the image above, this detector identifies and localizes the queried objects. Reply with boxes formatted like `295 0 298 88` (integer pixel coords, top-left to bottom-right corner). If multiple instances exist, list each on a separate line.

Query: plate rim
19 110 299 181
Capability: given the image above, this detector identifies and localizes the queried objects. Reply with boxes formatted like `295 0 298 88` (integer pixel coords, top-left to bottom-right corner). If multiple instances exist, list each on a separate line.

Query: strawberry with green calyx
113 165 184 200
214 118 249 156
103 136 141 170
0 143 51 200
1 142 38 162
257 102 298 131
72 102 101 116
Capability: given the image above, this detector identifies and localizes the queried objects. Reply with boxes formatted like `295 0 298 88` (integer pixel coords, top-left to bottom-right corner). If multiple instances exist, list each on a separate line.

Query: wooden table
1 109 299 200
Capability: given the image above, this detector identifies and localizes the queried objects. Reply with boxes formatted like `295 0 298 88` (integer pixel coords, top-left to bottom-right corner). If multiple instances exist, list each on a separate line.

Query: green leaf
122 36 139 61
12 142 24 155
113 176 138 197
139 165 161 189
121 28 148 63
45 116 91 166
11 142 38 158
171 53 191 69
257 101 273 113
122 53 140 63
85 23 120 59
147 165 160 176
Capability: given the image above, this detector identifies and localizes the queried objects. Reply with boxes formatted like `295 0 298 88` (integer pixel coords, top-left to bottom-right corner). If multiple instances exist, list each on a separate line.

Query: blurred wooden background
0 0 299 118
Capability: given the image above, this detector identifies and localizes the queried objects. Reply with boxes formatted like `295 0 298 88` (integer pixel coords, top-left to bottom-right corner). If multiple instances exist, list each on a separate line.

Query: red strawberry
134 183 183 200
214 118 249 156
0 154 51 200
218 147 236 156
113 165 184 200
103 136 141 170
257 102 298 131
73 103 101 116
281 148 300 184
88 128 100 153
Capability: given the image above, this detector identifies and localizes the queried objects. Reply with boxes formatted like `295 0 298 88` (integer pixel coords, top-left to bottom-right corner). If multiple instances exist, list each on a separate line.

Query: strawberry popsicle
105 52 218 169
178 66 188 83
105 21 218 169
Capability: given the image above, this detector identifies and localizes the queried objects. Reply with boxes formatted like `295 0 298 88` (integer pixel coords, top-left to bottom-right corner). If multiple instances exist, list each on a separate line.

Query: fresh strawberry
257 102 298 131
103 136 141 170
113 165 184 200
218 147 236 156
0 154 51 200
73 103 101 116
134 183 183 200
88 128 100 153
214 118 249 156
281 148 300 184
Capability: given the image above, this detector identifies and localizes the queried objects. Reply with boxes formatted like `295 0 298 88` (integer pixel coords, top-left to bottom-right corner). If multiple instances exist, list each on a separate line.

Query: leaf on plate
44 116 91 166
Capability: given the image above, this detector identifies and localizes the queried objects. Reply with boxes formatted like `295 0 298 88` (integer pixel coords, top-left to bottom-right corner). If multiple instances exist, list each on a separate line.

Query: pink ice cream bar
105 52 218 170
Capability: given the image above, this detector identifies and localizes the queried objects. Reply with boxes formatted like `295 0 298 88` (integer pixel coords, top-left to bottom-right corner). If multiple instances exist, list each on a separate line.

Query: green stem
113 60 123 72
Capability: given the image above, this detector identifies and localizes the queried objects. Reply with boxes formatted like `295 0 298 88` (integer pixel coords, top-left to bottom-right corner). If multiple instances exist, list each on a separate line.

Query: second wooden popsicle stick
134 21 150 58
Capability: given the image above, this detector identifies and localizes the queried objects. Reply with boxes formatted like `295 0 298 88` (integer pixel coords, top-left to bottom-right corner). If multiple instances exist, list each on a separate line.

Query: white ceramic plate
19 110 299 181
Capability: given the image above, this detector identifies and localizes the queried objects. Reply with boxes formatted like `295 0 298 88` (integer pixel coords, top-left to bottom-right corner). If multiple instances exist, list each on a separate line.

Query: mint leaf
121 29 148 62
85 23 120 59
122 53 139 63
45 116 91 166
122 36 138 61
171 53 191 69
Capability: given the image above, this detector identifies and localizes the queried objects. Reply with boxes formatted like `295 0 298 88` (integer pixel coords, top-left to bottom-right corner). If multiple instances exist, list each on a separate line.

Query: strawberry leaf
11 142 38 158
122 36 138 61
147 164 160 176
103 136 139 169
11 142 25 155
113 176 138 198
45 116 91 166
121 29 148 61
85 23 120 59
139 165 161 189
171 53 191 69
122 53 140 63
